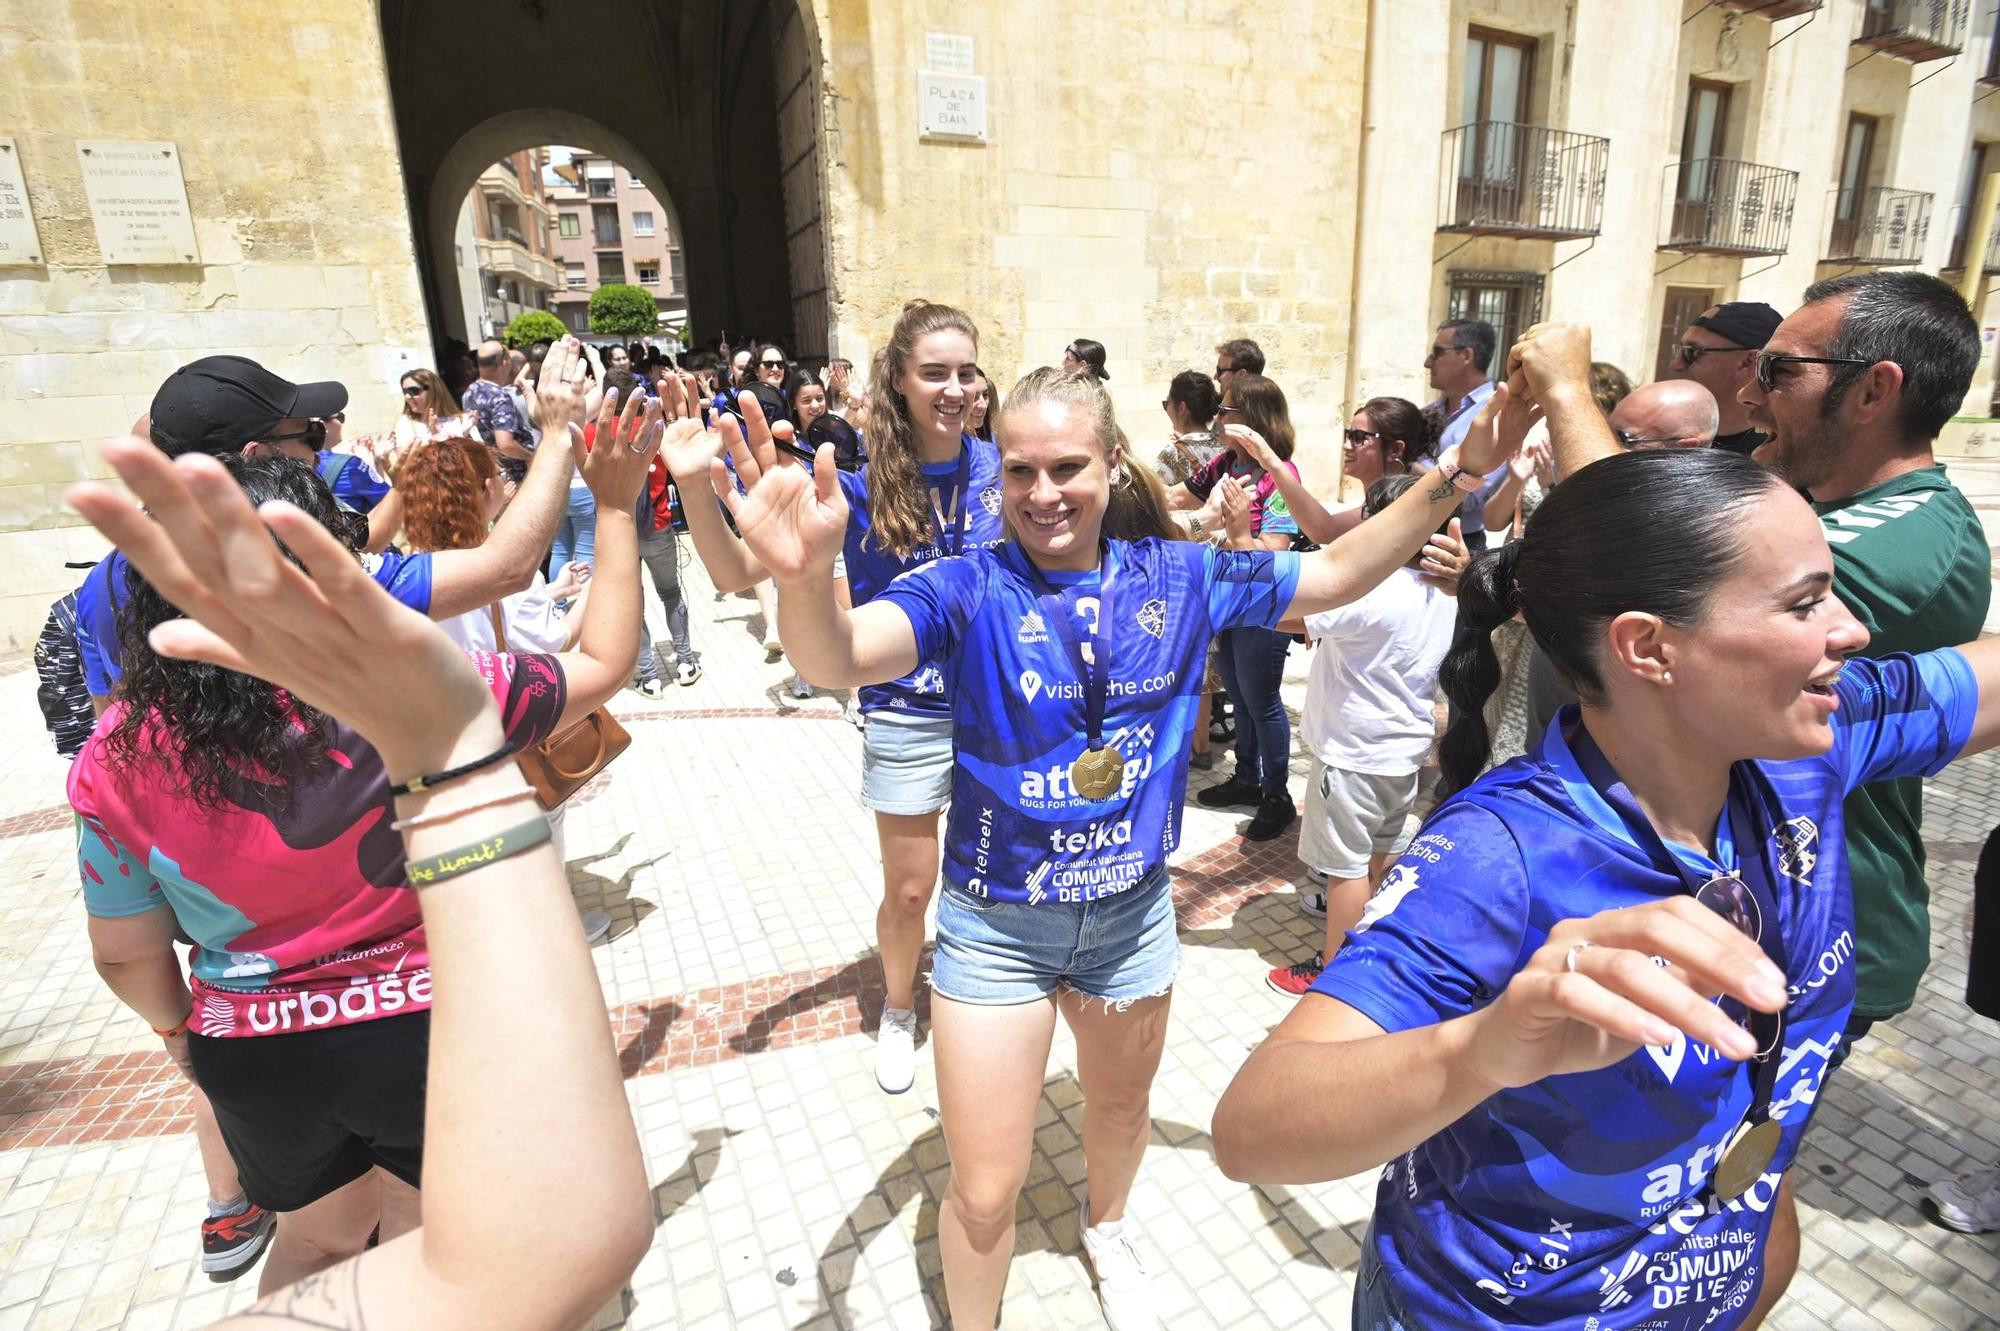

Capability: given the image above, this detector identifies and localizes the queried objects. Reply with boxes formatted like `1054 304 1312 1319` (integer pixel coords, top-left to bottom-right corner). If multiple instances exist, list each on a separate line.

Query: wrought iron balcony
1944 206 2000 273
1824 186 1933 265
1660 158 1799 257
1716 0 1823 17
1853 0 1968 63
1438 122 1610 241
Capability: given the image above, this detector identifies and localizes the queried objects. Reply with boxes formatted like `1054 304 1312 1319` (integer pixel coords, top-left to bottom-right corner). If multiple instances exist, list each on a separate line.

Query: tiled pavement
0 463 1998 1329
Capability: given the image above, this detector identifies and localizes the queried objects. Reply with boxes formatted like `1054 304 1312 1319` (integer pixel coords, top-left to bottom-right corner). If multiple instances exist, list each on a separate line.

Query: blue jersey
316 451 392 513
75 547 436 695
838 437 1004 715
1311 649 1978 1330
880 538 1301 903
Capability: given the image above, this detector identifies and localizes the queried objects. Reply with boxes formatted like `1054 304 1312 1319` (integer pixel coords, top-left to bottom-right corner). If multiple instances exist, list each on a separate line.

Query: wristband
154 1017 189 1038
1437 462 1483 494
389 740 520 797
391 786 539 832
405 816 553 888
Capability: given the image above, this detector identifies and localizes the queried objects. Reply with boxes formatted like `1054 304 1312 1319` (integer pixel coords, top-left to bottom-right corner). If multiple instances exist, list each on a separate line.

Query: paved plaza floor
1 461 1998 1329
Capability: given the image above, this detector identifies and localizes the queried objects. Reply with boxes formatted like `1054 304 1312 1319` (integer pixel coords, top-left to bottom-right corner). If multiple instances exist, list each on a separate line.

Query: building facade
3 0 2000 654
546 152 688 338
466 149 561 339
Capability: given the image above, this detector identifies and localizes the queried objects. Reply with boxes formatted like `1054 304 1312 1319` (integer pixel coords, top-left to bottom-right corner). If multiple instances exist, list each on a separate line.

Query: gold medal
1710 1118 1782 1201
1069 745 1127 801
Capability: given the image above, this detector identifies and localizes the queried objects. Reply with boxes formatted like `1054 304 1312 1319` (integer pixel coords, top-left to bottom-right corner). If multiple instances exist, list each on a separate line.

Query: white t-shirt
1300 566 1457 775
436 574 571 655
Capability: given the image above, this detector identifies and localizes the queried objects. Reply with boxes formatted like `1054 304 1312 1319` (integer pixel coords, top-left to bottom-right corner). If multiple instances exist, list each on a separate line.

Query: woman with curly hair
69 376 651 1296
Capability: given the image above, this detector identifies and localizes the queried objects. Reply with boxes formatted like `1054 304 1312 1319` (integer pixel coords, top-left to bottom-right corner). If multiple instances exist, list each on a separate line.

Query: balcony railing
1824 186 1933 264
1437 122 1610 241
1716 0 1822 17
1854 0 1969 62
1660 158 1799 257
1944 206 2000 272
476 238 562 292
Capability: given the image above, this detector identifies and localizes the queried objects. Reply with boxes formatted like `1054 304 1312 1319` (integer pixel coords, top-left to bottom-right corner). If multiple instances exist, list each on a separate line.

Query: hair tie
1493 538 1527 610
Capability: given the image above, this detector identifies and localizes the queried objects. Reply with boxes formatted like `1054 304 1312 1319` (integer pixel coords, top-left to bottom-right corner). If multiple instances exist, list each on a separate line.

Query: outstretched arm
715 414 919 688
1284 388 1521 619
1956 635 2000 757
1219 425 1357 546
68 438 651 1331
657 377 775 594
426 340 599 620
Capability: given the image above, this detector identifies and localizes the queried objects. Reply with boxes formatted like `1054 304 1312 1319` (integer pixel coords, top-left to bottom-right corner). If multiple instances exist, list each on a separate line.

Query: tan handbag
488 603 632 810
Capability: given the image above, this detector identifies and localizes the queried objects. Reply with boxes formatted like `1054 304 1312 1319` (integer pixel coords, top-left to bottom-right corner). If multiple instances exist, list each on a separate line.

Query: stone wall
810 0 1370 491
0 0 432 655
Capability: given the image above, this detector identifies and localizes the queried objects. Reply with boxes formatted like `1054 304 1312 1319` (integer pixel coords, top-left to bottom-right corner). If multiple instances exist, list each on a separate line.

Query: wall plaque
77 139 200 265
0 138 41 265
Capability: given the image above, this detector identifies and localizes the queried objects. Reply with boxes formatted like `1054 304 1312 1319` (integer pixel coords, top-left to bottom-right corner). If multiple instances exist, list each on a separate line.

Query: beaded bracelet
405 816 553 888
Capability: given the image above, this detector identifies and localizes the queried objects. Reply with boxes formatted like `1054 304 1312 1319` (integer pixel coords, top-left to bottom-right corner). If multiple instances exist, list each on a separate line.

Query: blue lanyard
933 445 971 556
1023 544 1116 750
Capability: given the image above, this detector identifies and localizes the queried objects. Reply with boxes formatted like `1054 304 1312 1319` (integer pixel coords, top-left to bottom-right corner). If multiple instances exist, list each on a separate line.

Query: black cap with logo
149 356 348 457
1691 302 1783 351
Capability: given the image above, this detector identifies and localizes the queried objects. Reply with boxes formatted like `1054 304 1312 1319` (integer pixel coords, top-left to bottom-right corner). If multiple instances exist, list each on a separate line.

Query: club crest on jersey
1135 597 1167 639
979 485 1002 516
1355 862 1421 933
1017 610 1050 644
1773 816 1818 884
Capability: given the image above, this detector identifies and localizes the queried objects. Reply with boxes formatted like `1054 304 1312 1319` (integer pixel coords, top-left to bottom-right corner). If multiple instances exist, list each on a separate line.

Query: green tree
502 310 567 349
589 283 660 337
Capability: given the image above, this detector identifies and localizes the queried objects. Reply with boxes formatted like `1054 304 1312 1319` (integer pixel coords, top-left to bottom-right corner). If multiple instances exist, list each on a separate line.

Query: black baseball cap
1691 301 1783 351
149 356 348 457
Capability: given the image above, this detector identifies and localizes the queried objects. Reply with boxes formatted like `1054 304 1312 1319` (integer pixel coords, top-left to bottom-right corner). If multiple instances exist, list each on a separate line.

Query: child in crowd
1266 473 1459 996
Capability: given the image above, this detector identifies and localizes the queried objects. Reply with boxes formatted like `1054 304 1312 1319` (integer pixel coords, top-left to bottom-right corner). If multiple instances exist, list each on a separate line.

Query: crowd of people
34 269 2000 1331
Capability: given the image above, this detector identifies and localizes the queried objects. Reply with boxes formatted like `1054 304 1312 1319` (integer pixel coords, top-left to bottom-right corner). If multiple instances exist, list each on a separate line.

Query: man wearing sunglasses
1663 301 1781 457
1420 318 1503 551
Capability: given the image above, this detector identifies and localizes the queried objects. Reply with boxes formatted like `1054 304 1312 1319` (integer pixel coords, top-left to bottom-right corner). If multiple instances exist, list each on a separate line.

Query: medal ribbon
1566 721 1789 1131
1024 543 1116 752
933 443 972 556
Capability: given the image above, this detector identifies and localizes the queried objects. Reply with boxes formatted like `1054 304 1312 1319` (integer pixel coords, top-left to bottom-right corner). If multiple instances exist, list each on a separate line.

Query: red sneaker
201 1203 276 1282
1266 956 1325 997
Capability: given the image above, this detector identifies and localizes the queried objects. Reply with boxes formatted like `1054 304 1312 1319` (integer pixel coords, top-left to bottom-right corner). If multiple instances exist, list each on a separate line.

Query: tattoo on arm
229 1261 367 1330
1426 476 1457 503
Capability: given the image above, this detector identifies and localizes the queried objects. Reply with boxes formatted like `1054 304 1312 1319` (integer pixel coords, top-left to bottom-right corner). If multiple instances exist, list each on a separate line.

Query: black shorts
189 1011 429 1213
1969 823 2000 1024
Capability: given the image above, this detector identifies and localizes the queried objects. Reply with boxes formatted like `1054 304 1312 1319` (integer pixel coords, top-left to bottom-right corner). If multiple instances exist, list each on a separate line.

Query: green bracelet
405 816 553 888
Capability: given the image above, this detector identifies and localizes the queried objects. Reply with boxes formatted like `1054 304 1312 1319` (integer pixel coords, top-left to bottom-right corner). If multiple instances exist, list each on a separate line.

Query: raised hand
1506 322 1592 408
1455 383 1527 477
1215 472 1251 544
714 389 847 580
66 439 498 779
1463 896 1785 1093
521 337 595 440
1221 423 1282 474
654 372 726 482
1418 517 1469 595
580 382 664 511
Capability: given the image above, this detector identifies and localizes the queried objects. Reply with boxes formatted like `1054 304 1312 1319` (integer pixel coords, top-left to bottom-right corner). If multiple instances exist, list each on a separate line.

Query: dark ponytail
1437 448 1786 794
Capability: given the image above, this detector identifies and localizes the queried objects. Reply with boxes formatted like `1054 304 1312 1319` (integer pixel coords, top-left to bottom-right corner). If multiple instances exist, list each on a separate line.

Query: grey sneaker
1926 1166 2000 1234
1078 1198 1159 1331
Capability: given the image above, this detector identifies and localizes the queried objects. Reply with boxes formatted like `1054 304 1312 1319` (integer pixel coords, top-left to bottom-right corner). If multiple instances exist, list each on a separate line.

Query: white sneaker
789 673 814 699
875 1007 918 1094
1927 1166 2000 1234
1078 1199 1159 1331
675 660 702 686
844 697 865 729
1303 866 1328 886
1300 891 1327 918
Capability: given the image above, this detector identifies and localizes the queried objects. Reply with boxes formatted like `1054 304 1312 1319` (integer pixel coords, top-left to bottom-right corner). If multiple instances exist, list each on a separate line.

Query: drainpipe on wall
1957 171 2000 419
1341 0 1381 418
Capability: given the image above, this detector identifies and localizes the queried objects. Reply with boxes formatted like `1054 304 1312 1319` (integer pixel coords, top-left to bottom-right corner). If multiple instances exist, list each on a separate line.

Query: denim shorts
1351 1228 1418 1331
930 870 1180 1007
858 709 955 816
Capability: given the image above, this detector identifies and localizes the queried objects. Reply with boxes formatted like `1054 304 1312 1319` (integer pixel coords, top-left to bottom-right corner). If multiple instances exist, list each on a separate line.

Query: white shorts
1298 759 1420 880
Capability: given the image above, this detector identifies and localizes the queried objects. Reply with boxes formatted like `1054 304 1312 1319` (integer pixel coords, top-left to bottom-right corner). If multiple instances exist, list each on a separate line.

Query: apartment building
461 148 561 339
546 151 688 338
1347 0 2000 423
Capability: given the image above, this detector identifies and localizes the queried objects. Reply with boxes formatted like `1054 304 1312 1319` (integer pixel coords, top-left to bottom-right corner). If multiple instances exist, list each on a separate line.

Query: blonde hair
864 299 981 559
996 367 1181 545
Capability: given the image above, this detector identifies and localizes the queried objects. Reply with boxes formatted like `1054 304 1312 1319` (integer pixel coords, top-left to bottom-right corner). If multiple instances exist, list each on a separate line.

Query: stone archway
426 111 682 347
377 0 833 360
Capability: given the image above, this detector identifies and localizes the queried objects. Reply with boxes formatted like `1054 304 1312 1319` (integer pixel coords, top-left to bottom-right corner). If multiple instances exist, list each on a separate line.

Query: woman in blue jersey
719 366 1508 1331
656 301 1006 1095
1213 447 2000 1330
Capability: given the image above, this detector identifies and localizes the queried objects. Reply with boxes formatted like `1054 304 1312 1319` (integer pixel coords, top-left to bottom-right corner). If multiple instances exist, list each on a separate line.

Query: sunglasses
760 359 786 369
1343 428 1384 445
1215 404 1242 416
1613 428 1683 447
1425 344 1461 361
263 421 328 448
401 384 426 397
322 411 346 424
1671 341 1746 367
1214 364 1234 377
1754 350 1874 394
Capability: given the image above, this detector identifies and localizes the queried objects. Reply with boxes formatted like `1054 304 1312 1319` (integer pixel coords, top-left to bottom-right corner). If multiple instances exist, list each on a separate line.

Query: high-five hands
711 389 848 582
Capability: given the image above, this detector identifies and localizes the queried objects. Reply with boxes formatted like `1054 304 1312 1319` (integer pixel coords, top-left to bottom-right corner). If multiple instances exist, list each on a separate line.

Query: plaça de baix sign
77 139 200 265
918 72 987 142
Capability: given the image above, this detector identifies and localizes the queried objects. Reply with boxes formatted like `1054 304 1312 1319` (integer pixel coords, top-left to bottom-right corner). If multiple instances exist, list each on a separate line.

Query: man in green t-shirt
1743 271 1991 1047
